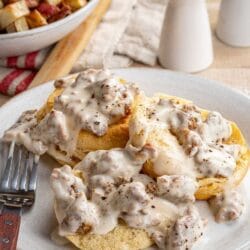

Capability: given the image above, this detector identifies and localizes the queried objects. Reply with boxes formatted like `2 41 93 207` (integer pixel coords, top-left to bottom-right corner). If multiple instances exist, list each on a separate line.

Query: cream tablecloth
0 0 249 107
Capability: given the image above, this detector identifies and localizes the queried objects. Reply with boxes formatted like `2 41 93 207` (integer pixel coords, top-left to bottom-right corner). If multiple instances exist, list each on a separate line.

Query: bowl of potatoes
0 0 99 57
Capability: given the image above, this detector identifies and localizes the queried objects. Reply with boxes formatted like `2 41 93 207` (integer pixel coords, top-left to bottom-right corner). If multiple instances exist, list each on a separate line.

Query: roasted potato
0 0 29 29
63 0 86 10
26 9 47 28
25 0 39 8
6 16 29 32
44 0 61 6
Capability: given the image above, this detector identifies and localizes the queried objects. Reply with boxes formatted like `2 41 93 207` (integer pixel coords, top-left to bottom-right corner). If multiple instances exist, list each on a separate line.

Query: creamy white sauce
3 110 47 154
157 175 198 203
54 69 138 137
208 190 245 223
32 110 70 147
51 147 204 249
51 166 98 236
3 109 76 155
150 130 197 179
166 205 204 250
3 69 138 155
129 95 241 179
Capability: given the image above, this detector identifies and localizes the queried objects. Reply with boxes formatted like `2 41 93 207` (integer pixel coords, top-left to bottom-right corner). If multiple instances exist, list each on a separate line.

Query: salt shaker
158 0 213 73
216 0 250 47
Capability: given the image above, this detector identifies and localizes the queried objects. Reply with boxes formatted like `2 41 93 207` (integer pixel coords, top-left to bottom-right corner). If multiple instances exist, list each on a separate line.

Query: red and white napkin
0 48 50 96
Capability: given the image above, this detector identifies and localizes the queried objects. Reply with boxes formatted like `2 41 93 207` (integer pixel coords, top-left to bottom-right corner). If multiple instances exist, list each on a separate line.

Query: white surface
216 0 250 47
0 68 249 250
0 0 99 57
158 0 213 73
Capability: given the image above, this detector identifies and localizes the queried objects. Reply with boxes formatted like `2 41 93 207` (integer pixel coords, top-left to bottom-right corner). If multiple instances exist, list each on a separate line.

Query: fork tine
19 151 32 191
11 146 23 191
0 141 15 190
0 141 4 177
1 142 9 175
28 155 39 191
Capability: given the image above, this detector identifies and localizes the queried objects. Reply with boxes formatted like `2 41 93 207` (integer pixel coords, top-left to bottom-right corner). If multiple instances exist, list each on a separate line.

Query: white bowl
0 0 99 57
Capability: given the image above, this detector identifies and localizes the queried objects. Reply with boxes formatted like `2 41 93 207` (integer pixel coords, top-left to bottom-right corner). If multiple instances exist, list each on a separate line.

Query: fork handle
0 206 21 250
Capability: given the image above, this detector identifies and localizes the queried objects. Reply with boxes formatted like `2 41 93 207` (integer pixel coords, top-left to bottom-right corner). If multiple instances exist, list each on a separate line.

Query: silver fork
0 141 39 250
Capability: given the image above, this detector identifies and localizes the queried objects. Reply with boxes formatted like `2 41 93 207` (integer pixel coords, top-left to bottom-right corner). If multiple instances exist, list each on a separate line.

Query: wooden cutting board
29 0 111 88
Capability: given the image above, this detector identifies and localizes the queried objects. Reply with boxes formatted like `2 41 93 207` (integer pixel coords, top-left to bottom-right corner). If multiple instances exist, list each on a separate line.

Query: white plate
0 68 249 250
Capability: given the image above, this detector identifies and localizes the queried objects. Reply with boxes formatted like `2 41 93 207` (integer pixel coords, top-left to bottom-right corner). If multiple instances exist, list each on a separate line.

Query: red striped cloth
0 47 51 96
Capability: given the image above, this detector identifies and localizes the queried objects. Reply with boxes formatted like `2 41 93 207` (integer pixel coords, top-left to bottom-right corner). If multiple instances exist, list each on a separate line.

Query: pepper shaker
216 0 250 47
158 0 213 73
